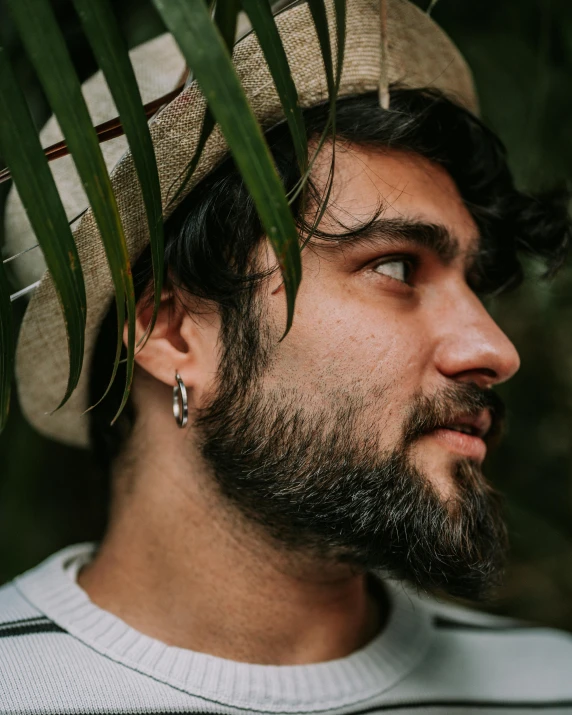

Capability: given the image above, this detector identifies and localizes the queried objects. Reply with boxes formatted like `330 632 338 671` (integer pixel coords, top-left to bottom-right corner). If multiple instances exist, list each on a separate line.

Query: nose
433 289 521 389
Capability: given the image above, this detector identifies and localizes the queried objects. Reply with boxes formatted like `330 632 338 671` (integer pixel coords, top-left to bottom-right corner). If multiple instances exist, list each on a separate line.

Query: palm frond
6 0 136 420
71 0 164 414
0 43 87 412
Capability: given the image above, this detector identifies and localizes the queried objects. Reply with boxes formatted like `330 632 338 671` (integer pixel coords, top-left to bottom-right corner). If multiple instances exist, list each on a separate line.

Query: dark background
1 0 572 629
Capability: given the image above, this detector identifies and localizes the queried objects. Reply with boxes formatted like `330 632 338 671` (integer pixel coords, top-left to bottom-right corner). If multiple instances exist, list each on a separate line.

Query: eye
372 257 414 284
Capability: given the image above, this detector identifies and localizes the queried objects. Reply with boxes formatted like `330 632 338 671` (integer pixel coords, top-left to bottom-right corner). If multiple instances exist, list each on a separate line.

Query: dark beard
195 307 509 602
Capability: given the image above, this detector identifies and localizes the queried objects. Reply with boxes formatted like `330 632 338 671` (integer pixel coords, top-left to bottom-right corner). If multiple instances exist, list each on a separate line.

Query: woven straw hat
6 0 478 448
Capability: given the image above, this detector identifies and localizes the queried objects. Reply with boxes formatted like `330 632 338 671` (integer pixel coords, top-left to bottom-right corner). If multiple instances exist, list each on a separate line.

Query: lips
423 409 492 461
438 409 493 440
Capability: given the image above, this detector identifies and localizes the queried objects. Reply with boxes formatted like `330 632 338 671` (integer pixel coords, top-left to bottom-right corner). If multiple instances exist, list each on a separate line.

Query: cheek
267 291 429 401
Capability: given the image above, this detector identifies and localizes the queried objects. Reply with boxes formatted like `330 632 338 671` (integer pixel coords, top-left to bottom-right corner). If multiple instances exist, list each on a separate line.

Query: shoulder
0 547 172 714
0 579 60 635
0 544 94 633
0 543 98 645
0 552 79 652
392 583 572 705
0 574 82 712
426 592 572 675
0 547 100 708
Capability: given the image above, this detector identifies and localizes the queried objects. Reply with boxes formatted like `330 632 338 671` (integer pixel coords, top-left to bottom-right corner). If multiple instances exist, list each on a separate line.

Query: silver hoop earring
173 372 188 428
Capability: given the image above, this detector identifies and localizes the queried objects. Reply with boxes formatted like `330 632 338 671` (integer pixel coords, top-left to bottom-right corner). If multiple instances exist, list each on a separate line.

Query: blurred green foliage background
1 0 572 629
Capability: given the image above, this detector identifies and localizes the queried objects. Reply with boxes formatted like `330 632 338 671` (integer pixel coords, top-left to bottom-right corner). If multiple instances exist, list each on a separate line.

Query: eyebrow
320 217 481 268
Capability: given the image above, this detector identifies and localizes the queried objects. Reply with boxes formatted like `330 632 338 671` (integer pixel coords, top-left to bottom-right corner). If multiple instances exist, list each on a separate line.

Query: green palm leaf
307 0 347 95
152 0 302 334
71 0 165 418
6 0 136 421
0 44 87 421
216 0 242 50
0 251 14 433
297 0 346 241
308 1 335 96
241 0 308 174
168 0 241 207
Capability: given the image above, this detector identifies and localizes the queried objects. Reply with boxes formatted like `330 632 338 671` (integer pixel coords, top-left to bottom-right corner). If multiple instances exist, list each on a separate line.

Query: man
2 1 572 713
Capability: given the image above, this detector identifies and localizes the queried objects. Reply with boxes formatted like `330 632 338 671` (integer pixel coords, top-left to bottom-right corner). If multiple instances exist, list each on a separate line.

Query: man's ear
123 290 220 402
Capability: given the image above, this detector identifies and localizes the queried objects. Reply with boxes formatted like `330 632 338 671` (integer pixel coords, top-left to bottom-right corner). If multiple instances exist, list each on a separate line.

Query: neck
78 437 383 665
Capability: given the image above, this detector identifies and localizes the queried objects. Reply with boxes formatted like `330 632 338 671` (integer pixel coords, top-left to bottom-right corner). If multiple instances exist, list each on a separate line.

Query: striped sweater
1 543 572 714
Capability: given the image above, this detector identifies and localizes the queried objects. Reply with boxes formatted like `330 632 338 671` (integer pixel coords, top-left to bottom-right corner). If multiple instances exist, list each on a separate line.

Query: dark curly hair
89 87 571 489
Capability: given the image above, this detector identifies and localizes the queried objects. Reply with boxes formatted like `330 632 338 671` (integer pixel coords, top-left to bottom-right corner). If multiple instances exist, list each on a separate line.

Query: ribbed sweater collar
15 543 432 713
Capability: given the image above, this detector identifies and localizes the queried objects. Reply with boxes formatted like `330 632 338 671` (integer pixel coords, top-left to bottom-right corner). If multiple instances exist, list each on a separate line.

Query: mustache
402 383 506 450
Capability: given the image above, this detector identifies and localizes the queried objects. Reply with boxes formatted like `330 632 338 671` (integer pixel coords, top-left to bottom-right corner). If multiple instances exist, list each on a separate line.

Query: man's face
195 144 521 599
265 145 520 494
